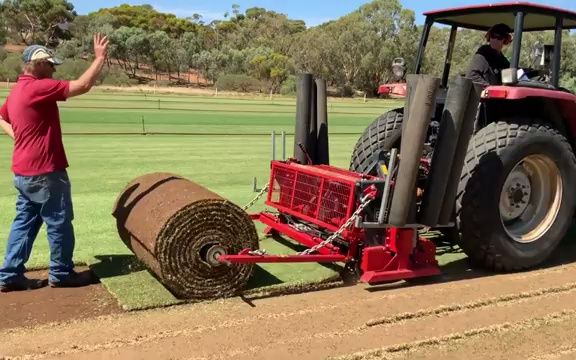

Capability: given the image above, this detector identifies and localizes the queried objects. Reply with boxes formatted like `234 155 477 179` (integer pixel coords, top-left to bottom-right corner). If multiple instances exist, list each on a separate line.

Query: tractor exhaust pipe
294 73 314 164
419 76 473 226
316 78 329 165
294 74 329 165
308 76 318 164
388 75 440 226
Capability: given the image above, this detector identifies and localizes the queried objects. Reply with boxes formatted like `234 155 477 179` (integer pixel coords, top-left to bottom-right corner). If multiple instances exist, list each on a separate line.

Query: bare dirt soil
0 268 121 332
2 262 576 360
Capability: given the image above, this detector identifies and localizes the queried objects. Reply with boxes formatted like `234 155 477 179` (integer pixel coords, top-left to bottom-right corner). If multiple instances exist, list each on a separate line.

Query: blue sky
73 0 576 27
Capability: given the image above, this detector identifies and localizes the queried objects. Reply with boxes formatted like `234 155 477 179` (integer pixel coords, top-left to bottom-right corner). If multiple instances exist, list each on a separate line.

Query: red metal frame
258 212 343 254
219 249 346 264
265 161 371 234
219 212 351 264
218 160 441 285
220 217 441 283
360 228 440 284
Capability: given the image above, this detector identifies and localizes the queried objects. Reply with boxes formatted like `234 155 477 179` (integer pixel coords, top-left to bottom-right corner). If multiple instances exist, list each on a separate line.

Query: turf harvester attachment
113 73 481 301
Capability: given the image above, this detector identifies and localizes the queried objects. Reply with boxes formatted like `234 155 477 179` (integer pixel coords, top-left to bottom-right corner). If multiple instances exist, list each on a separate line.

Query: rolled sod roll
112 172 259 300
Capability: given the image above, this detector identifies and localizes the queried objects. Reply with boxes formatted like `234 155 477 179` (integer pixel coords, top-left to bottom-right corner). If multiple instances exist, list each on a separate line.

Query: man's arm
68 33 109 98
0 103 13 139
466 54 490 85
0 118 13 139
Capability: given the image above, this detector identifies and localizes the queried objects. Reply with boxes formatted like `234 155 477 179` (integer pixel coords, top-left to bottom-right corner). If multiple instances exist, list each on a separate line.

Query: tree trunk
125 61 134 76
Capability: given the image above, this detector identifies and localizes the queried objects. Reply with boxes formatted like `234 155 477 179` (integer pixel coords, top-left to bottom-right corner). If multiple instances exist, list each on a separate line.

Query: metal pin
281 131 286 160
272 130 276 161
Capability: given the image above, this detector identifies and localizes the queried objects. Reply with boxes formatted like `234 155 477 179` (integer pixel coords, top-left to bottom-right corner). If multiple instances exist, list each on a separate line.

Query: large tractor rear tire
349 109 403 174
456 119 576 271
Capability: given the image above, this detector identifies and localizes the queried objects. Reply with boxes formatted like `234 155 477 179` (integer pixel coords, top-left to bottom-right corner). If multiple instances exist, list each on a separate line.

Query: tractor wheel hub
500 168 531 221
499 155 562 243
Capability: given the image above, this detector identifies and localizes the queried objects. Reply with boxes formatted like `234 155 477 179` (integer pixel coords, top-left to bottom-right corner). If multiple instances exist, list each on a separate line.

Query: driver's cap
488 23 513 36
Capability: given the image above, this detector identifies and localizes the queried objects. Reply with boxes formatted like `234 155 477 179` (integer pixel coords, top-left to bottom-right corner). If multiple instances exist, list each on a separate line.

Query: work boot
49 271 95 288
0 277 48 292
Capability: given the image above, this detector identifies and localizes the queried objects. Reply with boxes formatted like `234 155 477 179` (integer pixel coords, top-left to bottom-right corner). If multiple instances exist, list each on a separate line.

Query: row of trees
1 0 576 95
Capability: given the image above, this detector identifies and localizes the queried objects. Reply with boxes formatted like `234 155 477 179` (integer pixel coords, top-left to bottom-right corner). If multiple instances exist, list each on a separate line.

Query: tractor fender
479 97 576 149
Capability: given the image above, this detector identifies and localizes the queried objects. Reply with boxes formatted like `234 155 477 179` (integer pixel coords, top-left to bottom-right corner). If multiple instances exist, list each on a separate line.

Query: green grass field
0 88 409 309
2 87 575 310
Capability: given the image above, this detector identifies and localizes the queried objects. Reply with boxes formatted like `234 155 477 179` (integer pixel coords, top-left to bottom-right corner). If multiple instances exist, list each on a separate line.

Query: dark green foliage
99 67 139 86
0 0 76 46
88 4 198 37
215 74 262 92
53 58 89 80
1 1 575 94
0 53 22 81
279 75 297 95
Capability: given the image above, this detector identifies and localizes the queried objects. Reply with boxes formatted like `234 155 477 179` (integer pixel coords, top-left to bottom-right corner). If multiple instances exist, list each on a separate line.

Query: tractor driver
466 23 513 86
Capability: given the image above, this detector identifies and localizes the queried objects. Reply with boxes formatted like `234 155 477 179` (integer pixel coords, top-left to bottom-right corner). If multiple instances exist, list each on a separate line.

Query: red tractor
115 3 576 300
350 2 576 272
216 1 576 279
377 57 408 98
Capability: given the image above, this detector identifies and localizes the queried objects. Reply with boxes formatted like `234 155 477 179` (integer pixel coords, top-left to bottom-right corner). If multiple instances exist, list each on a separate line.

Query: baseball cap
488 23 513 36
22 45 63 65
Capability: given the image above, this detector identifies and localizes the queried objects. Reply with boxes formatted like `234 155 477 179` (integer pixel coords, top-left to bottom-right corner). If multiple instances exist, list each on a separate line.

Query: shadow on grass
89 254 147 279
269 234 345 273
245 266 283 289
88 252 298 291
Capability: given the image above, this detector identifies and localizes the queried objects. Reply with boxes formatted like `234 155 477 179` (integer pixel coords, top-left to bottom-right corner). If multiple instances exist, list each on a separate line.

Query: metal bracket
252 177 262 192
252 130 287 193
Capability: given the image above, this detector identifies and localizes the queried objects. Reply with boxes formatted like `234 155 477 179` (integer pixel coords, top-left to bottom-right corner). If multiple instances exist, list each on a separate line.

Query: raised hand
93 33 109 60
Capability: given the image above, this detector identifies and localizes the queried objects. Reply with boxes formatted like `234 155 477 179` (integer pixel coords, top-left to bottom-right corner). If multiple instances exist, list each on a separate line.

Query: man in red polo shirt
0 34 109 292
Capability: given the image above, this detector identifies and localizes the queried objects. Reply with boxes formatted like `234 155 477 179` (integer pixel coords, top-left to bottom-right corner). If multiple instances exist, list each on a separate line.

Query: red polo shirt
0 75 70 176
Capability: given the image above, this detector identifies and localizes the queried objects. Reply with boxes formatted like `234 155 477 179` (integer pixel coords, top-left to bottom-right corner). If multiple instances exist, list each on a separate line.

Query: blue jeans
0 170 75 285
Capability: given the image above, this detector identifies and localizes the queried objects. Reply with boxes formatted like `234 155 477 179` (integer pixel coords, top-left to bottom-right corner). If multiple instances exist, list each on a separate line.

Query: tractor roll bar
552 16 563 88
511 11 525 70
414 18 433 75
441 26 458 88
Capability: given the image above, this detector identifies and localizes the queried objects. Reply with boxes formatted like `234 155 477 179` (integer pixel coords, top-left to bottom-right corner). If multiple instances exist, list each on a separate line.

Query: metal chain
299 194 375 255
242 183 270 211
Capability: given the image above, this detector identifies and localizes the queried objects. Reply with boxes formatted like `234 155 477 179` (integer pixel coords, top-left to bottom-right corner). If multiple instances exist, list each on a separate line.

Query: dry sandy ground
0 268 120 332
2 262 576 360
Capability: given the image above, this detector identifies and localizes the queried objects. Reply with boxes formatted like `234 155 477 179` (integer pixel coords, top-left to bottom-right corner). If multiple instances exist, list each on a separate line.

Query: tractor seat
515 79 557 90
